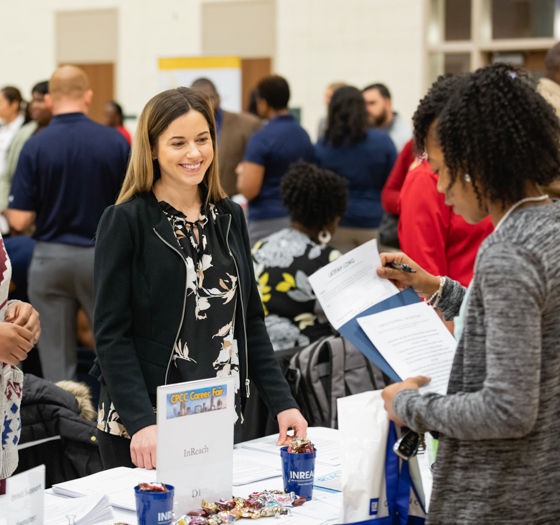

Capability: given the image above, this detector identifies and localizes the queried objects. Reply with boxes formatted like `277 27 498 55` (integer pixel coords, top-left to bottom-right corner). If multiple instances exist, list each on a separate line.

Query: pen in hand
385 262 417 273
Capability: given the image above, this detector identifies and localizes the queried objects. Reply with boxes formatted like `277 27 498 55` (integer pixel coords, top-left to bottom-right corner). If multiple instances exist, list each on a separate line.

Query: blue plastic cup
134 484 175 525
280 446 317 500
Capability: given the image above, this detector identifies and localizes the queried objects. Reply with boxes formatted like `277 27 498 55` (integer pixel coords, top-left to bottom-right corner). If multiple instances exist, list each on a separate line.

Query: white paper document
314 470 342 492
232 456 281 486
53 466 156 512
44 493 113 525
241 435 341 466
308 240 398 329
357 302 457 395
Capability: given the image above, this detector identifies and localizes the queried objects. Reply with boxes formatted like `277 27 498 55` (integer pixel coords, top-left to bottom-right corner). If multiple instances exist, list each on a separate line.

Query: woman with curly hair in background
379 64 560 524
315 86 396 253
252 161 347 350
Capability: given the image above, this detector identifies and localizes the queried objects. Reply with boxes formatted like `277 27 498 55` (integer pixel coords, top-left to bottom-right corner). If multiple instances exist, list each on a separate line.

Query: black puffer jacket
14 374 102 488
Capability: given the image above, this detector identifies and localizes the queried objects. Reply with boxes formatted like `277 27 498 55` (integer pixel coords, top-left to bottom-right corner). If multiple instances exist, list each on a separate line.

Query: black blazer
91 191 298 436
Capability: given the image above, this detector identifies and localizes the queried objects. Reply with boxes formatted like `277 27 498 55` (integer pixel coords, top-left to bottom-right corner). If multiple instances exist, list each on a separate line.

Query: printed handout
357 302 456 395
308 240 398 329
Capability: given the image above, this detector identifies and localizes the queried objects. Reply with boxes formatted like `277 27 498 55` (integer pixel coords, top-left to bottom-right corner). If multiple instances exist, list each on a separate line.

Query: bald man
7 65 130 381
538 43 560 198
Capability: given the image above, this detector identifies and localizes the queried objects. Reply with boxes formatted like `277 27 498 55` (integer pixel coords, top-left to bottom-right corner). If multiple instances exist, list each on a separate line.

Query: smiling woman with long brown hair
92 87 306 470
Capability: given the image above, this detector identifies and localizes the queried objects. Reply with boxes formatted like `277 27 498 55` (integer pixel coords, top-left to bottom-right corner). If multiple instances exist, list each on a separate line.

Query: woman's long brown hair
117 86 226 205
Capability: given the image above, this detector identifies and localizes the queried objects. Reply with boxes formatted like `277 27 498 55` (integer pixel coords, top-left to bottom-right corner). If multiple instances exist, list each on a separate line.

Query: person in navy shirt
315 86 397 253
237 75 315 247
7 65 129 382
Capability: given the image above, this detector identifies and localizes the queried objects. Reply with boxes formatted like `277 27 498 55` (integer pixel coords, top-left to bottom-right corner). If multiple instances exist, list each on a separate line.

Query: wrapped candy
202 501 220 515
194 488 307 521
251 506 278 519
269 492 295 507
233 497 247 508
246 498 264 510
218 499 236 511
287 437 315 454
137 482 169 492
217 511 236 523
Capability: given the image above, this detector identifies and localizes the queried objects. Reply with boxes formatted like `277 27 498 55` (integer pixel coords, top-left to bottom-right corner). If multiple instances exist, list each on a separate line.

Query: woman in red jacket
397 76 493 286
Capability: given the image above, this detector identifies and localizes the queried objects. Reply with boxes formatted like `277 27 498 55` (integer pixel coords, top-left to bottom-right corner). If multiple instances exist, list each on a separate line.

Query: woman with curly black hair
398 75 493 287
252 161 347 350
315 86 396 252
379 64 560 523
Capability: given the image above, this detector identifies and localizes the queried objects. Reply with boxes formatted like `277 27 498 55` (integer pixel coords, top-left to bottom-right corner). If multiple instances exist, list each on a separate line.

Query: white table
0 428 340 525
2 426 432 524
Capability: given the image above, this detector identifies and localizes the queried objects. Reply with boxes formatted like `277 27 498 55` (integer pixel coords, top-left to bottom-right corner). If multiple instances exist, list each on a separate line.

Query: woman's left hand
5 302 41 345
381 376 431 427
276 408 308 445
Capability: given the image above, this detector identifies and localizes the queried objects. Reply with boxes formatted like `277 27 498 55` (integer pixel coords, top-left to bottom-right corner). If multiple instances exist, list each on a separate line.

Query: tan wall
202 0 275 58
276 0 425 140
56 9 118 64
0 0 425 140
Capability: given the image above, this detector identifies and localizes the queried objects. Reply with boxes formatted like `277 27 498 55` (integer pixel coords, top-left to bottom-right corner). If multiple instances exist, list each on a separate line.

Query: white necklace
494 194 550 232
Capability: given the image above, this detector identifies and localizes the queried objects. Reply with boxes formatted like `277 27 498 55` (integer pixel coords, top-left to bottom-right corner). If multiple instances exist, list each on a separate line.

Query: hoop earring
464 174 472 183
318 230 331 246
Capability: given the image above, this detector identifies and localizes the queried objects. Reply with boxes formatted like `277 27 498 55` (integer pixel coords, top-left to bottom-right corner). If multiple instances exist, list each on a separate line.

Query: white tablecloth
1 426 433 524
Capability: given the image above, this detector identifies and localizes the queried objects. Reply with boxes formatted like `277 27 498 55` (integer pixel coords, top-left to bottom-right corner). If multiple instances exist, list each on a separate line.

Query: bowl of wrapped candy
280 437 317 500
134 482 174 525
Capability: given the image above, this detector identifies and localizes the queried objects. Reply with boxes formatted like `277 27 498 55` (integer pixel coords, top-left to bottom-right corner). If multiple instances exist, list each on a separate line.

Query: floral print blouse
252 228 341 351
98 201 240 437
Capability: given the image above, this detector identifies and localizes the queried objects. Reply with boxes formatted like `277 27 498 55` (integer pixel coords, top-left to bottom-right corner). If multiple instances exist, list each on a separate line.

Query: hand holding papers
308 240 399 330
358 302 456 395
309 241 456 392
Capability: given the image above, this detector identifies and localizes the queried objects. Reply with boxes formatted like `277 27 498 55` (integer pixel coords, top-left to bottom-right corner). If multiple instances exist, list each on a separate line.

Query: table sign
7 465 45 525
157 376 234 514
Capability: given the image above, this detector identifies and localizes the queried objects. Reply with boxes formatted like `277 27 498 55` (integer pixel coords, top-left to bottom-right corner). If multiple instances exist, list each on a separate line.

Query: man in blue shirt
237 75 315 247
7 65 130 381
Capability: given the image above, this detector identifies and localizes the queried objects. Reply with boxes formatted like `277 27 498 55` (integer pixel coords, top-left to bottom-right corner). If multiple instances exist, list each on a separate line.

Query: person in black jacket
92 87 307 470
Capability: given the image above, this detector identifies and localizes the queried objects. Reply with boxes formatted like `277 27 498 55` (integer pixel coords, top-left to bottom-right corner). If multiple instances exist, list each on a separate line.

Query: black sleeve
94 205 156 436
232 205 300 418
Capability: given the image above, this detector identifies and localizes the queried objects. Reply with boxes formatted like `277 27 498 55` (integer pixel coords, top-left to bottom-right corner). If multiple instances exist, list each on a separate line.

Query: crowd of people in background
3 50 560 387
1 40 560 523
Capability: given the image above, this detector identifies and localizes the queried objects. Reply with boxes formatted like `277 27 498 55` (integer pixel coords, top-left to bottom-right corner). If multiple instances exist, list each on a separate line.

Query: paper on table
53 466 156 512
357 301 457 395
314 470 342 492
308 240 398 329
241 435 340 466
44 493 113 525
233 456 281 486
291 497 341 522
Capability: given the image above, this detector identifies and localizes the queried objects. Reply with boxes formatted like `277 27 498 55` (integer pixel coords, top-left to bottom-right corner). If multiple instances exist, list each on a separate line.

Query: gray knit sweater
394 201 560 525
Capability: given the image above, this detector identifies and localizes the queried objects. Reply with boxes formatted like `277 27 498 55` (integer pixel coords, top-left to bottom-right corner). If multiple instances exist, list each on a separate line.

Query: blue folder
338 287 422 383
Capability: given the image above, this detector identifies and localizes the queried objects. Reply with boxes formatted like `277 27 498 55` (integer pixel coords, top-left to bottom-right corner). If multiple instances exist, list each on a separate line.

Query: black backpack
286 336 387 428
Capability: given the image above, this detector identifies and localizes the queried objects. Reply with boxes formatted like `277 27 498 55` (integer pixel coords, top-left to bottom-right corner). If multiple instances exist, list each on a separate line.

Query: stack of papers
44 493 113 525
52 466 156 512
